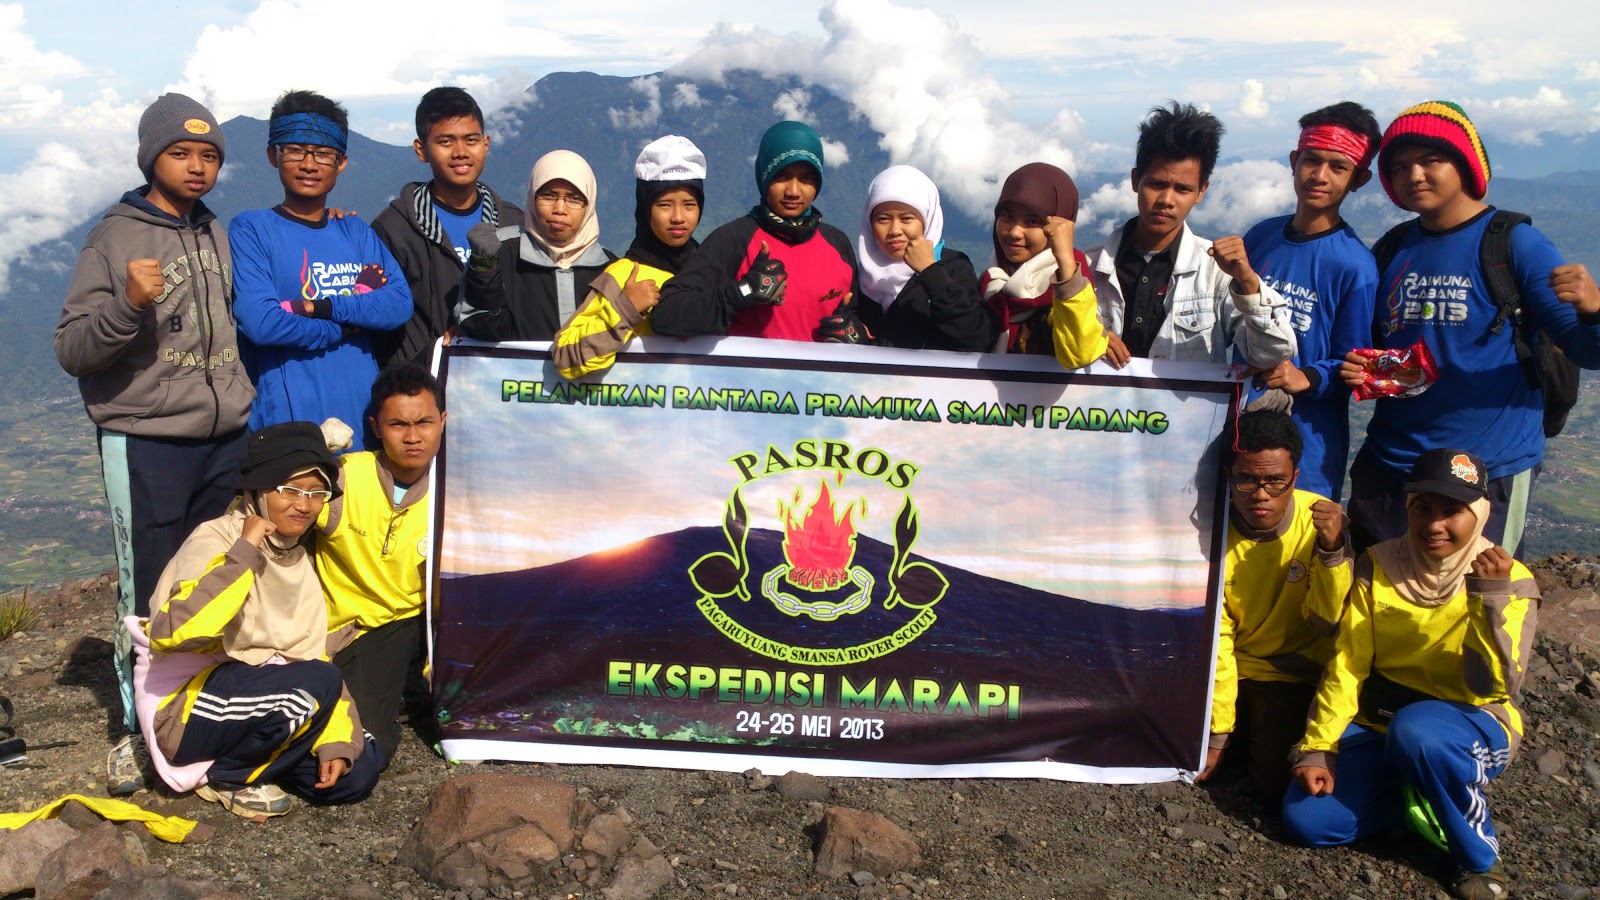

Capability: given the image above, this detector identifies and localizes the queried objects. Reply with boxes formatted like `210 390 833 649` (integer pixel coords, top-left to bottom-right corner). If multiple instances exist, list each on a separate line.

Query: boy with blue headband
231 90 412 449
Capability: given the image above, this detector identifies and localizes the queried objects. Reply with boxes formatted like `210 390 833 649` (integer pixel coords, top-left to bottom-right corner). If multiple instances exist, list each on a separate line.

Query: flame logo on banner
778 474 864 590
689 450 947 662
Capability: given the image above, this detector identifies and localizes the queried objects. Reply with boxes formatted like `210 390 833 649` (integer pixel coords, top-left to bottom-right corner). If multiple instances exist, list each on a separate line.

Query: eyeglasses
274 484 333 502
1231 479 1292 497
534 190 588 210
276 145 342 166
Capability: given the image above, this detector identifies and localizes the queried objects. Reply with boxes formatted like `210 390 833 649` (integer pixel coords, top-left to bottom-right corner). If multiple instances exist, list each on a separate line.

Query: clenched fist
126 259 165 309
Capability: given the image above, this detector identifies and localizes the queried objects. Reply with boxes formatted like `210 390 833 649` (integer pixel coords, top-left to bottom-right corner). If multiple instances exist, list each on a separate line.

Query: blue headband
268 112 348 154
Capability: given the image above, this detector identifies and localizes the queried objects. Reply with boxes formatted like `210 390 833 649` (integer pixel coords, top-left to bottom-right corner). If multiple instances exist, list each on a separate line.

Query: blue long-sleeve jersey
231 209 412 448
1242 216 1377 501
1365 208 1600 481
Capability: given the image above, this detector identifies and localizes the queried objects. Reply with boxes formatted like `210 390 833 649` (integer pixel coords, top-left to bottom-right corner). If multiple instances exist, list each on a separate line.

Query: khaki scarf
1372 496 1493 607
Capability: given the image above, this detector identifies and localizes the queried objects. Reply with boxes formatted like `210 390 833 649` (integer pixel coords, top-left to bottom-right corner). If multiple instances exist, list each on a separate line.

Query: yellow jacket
1294 553 1540 770
1046 268 1109 370
1212 490 1352 746
317 451 429 640
552 258 672 380
145 505 362 769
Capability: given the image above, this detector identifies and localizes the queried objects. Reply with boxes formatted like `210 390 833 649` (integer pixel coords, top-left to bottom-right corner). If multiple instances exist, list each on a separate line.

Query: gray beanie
137 93 225 181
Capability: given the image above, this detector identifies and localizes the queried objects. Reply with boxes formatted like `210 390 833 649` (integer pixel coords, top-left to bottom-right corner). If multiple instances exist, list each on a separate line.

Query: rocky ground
3 558 1600 900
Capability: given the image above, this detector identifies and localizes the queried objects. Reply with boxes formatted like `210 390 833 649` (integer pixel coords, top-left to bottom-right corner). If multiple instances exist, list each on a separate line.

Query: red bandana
1297 125 1374 171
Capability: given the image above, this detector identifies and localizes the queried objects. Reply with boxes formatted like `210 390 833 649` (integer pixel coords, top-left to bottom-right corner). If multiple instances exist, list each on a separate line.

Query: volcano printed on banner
434 524 1212 769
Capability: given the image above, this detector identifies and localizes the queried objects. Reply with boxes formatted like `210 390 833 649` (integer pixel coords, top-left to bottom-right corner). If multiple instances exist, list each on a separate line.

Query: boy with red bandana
1240 102 1383 501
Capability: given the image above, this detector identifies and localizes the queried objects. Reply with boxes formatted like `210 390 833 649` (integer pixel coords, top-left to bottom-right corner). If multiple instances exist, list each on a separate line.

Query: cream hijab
523 150 601 269
1373 495 1494 607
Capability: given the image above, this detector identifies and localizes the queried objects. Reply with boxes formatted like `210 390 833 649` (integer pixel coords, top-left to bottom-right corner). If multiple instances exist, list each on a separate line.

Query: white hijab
856 165 944 310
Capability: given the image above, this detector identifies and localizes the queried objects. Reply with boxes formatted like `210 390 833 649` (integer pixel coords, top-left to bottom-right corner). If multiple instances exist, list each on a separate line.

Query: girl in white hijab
455 150 615 341
853 165 993 351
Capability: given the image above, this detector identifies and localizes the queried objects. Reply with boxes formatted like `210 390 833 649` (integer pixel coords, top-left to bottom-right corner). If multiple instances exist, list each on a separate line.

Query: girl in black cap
1282 447 1536 900
126 422 382 819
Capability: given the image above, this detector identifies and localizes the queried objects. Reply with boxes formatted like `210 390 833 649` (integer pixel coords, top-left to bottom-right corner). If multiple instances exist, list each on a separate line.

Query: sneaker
195 781 294 819
106 733 150 796
1453 862 1511 900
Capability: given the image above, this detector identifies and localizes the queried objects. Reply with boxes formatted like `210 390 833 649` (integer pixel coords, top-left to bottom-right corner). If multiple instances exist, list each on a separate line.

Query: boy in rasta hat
128 422 382 819
1340 101 1600 555
651 121 864 344
552 134 707 377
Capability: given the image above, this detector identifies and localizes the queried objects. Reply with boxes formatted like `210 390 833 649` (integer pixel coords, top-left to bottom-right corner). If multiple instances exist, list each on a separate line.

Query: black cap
1404 448 1489 503
238 422 342 499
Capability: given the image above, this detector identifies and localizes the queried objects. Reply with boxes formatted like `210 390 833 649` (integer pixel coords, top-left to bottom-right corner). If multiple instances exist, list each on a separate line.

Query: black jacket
858 248 995 351
455 228 615 342
371 182 522 367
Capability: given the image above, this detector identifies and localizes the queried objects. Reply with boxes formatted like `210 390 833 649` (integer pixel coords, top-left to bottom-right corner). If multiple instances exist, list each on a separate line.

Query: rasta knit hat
1378 101 1490 208
754 121 825 195
137 93 224 182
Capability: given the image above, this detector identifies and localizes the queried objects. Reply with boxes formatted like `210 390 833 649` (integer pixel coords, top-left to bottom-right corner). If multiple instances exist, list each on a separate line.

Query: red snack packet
1351 340 1440 400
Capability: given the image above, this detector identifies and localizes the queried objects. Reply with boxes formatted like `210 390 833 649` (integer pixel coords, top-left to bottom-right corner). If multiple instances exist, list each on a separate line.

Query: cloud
1469 86 1600 145
0 5 84 128
1238 79 1269 121
0 139 137 291
772 88 815 125
607 75 663 130
672 82 705 108
674 0 1090 222
1188 159 1295 234
819 137 850 166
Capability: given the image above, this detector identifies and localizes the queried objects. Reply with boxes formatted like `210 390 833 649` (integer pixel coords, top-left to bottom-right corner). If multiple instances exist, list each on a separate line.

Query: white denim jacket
1087 221 1297 367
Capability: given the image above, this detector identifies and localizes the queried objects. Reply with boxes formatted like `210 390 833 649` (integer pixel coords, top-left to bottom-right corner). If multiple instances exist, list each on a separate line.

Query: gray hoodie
55 190 254 439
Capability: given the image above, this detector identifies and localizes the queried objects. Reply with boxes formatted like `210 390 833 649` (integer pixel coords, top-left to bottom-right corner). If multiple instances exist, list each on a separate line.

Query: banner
431 338 1234 782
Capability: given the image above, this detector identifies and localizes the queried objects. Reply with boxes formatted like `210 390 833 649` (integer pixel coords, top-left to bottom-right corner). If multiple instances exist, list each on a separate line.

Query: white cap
634 135 707 182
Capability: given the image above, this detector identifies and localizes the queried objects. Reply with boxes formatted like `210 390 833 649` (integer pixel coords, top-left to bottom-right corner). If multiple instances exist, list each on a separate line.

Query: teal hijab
751 121 826 242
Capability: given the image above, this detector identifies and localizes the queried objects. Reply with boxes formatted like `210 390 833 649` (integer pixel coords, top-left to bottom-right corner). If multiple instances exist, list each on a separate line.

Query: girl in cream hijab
455 150 615 341
1283 448 1538 900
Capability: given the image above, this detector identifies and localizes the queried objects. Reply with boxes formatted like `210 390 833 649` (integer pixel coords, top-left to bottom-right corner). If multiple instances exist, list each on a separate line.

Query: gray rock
602 854 674 900
402 774 578 891
1164 826 1185 840
1535 747 1568 777
580 812 631 859
0 819 77 896
813 807 921 879
1158 801 1191 822
92 873 250 900
35 821 147 900
1272 886 1289 900
1362 868 1381 886
775 771 832 802
1553 885 1591 900
850 871 877 886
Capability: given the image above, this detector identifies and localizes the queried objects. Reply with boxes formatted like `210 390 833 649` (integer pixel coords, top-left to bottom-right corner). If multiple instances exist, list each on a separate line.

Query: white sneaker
106 733 150 796
195 781 294 818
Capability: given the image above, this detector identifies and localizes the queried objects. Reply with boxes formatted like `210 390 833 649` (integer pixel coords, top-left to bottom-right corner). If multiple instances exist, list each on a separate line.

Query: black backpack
1371 209 1579 438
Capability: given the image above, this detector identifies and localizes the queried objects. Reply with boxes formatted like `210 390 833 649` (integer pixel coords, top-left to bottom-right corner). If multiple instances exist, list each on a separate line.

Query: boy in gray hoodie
54 92 256 797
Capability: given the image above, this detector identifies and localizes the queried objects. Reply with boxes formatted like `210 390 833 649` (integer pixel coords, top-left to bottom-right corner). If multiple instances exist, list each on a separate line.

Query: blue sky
1 0 1596 279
